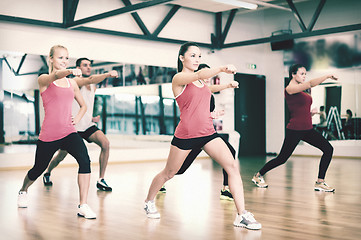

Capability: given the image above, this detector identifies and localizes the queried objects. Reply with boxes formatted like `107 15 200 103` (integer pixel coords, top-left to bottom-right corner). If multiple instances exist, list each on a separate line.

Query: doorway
234 73 266 156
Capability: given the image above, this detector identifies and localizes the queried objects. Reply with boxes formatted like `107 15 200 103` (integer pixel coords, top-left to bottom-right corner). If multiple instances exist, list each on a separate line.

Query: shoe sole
77 213 96 219
96 184 112 191
251 179 268 188
233 223 261 230
220 195 234 201
146 214 160 219
314 188 335 192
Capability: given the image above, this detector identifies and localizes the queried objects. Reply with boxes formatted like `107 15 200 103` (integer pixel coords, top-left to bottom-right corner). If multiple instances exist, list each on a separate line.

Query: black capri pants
27 133 91 181
259 128 333 179
175 134 236 186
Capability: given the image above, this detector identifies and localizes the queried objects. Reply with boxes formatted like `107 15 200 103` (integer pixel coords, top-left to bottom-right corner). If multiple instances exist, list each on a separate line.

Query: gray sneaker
233 210 262 230
144 200 160 219
17 191 28 208
314 181 335 192
252 174 268 188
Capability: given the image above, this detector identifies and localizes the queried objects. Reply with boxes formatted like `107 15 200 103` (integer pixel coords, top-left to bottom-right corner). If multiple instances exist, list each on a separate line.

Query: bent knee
101 139 110 151
224 162 238 175
162 169 177 181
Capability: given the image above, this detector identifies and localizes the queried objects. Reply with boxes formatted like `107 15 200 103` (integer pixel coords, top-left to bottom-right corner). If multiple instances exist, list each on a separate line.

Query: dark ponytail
289 63 310 93
177 42 199 72
288 63 305 80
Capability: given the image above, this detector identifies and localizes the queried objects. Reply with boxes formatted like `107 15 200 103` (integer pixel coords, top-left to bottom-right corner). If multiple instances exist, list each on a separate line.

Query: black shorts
171 133 220 150
78 125 99 143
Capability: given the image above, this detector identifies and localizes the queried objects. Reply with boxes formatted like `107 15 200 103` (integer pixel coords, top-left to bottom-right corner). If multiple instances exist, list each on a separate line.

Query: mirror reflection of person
343 109 354 139
43 58 118 192
17 45 96 219
252 64 338 192
315 106 336 140
144 42 261 230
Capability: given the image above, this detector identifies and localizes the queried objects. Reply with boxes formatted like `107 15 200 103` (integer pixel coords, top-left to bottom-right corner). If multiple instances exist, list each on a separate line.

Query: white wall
1 0 360 156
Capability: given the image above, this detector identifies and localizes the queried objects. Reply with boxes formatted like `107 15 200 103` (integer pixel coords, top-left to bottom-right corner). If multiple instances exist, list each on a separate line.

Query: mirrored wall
284 31 361 141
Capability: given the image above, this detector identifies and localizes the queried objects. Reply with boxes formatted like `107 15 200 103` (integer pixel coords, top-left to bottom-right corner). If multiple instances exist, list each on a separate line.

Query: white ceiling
166 0 309 13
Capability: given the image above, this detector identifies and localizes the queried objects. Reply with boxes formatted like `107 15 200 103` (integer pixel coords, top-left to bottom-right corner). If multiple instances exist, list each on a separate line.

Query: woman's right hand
222 64 237 74
328 74 338 80
71 69 82 77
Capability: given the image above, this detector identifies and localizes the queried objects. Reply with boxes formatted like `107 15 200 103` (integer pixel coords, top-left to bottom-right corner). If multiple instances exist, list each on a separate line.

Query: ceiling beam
308 0 326 32
221 9 238 47
121 0 151 36
73 26 213 48
286 0 307 32
16 54 27 75
222 23 361 48
0 14 63 28
152 5 181 37
66 0 174 28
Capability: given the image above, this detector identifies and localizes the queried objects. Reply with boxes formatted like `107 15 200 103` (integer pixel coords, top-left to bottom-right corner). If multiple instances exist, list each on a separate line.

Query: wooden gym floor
0 155 360 240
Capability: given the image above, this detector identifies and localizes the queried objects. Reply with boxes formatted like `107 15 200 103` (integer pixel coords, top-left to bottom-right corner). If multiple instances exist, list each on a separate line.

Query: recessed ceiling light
212 0 258 10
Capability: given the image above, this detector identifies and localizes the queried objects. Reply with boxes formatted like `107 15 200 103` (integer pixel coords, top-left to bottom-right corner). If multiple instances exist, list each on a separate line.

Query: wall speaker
270 39 294 51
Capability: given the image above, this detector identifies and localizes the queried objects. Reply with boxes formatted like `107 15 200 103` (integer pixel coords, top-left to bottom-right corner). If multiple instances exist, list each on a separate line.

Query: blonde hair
48 45 68 73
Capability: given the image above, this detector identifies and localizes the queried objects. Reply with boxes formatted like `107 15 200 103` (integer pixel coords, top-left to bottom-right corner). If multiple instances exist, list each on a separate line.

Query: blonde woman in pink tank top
17 45 96 219
144 42 261 230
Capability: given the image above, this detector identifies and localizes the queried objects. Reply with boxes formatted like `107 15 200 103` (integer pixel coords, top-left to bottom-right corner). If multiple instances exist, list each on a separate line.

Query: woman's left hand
228 81 239 88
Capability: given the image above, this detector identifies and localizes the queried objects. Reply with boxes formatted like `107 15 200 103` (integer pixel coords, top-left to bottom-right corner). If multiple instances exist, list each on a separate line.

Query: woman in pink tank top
17 45 96 219
252 64 338 193
144 42 262 230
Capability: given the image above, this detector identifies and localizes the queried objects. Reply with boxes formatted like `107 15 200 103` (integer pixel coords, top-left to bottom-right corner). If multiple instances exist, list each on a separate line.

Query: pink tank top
285 89 313 130
39 79 77 142
174 81 216 139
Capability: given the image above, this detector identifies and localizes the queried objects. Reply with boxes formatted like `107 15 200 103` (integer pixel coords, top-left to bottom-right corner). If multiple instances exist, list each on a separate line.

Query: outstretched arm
208 81 239 93
38 69 81 92
286 74 338 95
74 70 118 88
172 65 237 86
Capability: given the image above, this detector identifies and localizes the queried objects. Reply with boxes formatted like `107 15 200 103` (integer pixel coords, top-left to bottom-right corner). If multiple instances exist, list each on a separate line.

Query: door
234 73 266 156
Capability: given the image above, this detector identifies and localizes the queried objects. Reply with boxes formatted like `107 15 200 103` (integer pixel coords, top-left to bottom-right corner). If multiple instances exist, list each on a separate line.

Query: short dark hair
196 63 210 71
346 109 353 117
76 57 92 67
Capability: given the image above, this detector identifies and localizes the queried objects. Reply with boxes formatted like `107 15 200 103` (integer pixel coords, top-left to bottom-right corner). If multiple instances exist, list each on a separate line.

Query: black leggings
259 128 333 179
27 133 91 181
176 136 236 186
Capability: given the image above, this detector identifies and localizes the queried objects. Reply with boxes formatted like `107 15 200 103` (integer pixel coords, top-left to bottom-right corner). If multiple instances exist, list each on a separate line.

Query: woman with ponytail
252 64 338 192
17 45 96 219
144 42 261 230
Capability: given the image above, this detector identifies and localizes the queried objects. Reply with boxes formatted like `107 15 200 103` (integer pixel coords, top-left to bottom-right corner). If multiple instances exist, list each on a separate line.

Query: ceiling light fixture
212 0 258 10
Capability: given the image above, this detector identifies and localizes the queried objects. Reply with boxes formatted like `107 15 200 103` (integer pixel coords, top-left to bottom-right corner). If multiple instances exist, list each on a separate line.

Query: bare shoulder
38 73 49 82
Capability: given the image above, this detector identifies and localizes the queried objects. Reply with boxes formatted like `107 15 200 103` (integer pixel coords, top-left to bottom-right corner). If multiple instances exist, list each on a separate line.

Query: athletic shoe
43 173 53 186
18 191 28 208
159 185 166 193
144 200 160 219
252 174 268 188
77 204 96 219
96 179 112 191
220 188 233 201
314 181 335 192
233 210 262 230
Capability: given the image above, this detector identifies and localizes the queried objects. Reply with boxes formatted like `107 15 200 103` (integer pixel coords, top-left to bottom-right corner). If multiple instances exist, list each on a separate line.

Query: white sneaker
77 204 96 219
233 210 262 230
144 200 160 219
18 191 28 208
